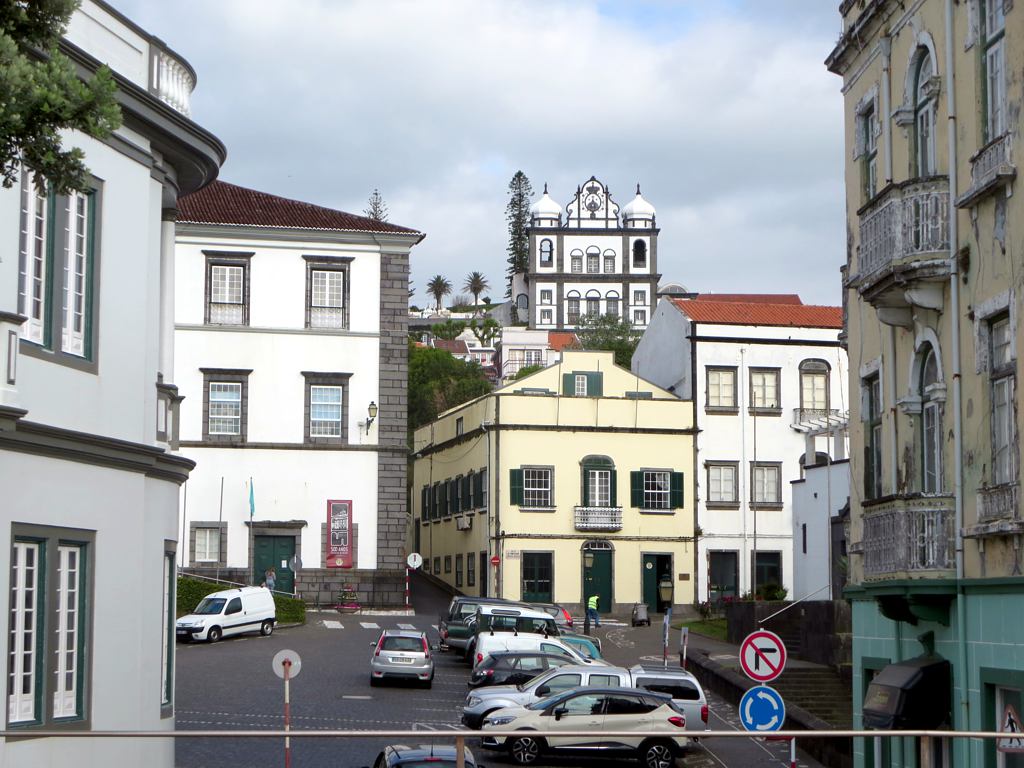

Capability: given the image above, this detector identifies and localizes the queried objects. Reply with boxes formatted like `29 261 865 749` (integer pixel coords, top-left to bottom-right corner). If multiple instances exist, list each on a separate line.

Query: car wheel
510 735 542 766
640 739 676 768
260 620 274 637
207 626 222 643
370 676 379 687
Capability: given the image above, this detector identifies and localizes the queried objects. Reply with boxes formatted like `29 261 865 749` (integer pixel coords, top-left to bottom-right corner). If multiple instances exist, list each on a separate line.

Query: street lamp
365 401 378 433
583 549 595 635
583 550 594 568
658 575 674 612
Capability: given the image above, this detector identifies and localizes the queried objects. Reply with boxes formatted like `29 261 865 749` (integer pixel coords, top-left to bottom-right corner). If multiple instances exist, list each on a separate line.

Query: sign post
662 607 672 668
272 650 302 768
405 553 423 609
679 626 689 670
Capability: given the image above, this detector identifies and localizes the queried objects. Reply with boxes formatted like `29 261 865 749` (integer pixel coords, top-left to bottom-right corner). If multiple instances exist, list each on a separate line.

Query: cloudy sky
116 0 846 307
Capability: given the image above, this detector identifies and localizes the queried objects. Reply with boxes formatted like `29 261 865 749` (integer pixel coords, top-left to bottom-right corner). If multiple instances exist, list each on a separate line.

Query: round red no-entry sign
739 629 787 683
490 555 500 567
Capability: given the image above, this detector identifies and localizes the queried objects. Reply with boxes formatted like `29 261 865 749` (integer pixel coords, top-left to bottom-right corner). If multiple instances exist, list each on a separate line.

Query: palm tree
427 275 452 311
463 271 490 308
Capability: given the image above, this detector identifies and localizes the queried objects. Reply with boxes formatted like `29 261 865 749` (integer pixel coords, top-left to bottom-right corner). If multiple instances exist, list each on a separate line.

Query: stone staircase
770 667 853 729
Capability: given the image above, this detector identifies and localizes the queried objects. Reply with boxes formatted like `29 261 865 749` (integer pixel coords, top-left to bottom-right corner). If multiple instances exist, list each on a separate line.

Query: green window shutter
609 469 617 506
474 471 484 507
587 372 604 397
510 469 524 505
432 484 439 519
421 486 428 517
630 471 644 508
562 372 575 395
581 468 590 506
462 475 471 511
670 472 685 509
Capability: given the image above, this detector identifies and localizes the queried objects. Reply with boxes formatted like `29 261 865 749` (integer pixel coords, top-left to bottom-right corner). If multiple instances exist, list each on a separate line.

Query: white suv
481 685 688 768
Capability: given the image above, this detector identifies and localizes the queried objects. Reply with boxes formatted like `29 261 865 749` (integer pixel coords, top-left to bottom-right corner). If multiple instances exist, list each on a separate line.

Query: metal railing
858 181 949 280
970 133 1012 188
862 503 954 576
977 483 1019 522
574 505 623 531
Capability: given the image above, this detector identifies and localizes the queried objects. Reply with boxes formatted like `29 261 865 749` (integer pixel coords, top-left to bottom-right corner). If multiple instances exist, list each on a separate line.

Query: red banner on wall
326 500 353 568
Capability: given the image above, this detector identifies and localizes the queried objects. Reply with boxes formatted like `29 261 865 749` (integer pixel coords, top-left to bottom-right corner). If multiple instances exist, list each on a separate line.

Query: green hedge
177 577 306 625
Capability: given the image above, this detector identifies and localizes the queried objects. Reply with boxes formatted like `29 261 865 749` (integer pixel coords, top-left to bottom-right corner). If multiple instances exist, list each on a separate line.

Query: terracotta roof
178 180 422 236
548 331 580 352
671 299 842 329
432 339 469 355
694 293 802 305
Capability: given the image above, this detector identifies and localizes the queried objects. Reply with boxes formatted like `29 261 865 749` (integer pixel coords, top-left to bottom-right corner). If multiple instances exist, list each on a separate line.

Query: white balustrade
151 48 194 117
858 182 949 280
574 506 623 531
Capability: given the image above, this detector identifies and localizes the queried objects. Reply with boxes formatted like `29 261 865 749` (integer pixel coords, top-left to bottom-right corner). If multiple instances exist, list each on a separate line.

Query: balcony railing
151 45 195 117
792 408 843 428
977 483 1019 523
502 357 545 379
861 500 954 578
958 133 1016 208
574 506 622 531
858 181 949 281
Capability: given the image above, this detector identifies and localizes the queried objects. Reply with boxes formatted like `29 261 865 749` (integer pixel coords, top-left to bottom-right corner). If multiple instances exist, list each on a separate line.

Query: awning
863 657 951 730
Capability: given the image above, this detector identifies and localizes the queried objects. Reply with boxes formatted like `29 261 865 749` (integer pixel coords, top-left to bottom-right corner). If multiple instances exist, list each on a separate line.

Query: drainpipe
944 0 970 756
881 35 893 186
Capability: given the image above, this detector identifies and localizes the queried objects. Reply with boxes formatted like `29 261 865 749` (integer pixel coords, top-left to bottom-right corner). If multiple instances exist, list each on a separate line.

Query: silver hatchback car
370 630 435 688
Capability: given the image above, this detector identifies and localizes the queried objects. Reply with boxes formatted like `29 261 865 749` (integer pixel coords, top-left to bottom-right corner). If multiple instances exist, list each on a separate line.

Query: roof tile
693 293 802 305
671 299 842 329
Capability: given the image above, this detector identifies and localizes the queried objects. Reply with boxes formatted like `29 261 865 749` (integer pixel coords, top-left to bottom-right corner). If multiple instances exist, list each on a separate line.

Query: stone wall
296 568 407 609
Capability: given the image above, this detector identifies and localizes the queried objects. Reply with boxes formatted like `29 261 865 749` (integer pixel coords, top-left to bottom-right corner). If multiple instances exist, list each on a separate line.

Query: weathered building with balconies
408 350 696 616
828 0 1023 764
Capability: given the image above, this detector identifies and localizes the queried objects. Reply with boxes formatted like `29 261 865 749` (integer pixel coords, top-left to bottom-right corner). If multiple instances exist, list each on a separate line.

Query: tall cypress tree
505 171 533 297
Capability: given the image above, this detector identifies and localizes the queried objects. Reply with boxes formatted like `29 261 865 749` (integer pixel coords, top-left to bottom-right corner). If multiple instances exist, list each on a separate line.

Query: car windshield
516 669 553 692
193 597 226 615
381 636 423 652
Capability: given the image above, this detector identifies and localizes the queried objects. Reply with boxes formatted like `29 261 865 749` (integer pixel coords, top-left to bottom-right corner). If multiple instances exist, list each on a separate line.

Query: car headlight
484 715 517 727
467 696 482 707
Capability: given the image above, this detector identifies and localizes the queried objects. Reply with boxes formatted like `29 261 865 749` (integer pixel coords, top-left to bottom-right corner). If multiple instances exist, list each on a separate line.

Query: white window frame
18 169 49 345
604 254 615 273
633 309 647 325
588 469 611 507
752 464 781 505
861 105 878 199
643 470 671 510
540 309 553 324
61 192 92 357
750 369 780 410
801 371 828 412
309 384 343 437
574 374 588 397
586 298 600 317
208 382 242 435
914 51 936 177
8 541 41 724
586 249 600 274
195 528 220 563
984 0 1007 141
523 467 553 508
708 463 738 504
633 290 646 305
53 545 82 719
991 316 1016 485
161 551 174 707
208 263 246 325
570 253 583 273
707 367 737 409
567 298 580 323
309 268 345 329
540 289 552 305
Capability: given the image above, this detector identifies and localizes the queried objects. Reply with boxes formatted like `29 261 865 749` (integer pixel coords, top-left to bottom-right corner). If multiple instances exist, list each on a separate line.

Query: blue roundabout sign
739 684 786 732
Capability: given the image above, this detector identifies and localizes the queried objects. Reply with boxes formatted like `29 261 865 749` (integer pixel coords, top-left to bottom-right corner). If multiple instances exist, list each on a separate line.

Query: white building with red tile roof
174 180 423 601
633 295 849 604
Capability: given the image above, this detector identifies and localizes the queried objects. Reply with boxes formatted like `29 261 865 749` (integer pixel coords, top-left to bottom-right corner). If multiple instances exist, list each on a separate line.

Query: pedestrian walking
264 567 276 592
587 594 600 627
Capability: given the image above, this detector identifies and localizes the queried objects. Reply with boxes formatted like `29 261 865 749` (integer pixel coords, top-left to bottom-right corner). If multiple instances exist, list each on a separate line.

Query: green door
642 554 658 610
583 548 612 614
254 535 296 594
522 552 553 602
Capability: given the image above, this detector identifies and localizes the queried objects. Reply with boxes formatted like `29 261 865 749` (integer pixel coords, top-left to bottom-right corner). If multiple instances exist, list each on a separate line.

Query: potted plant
336 584 360 614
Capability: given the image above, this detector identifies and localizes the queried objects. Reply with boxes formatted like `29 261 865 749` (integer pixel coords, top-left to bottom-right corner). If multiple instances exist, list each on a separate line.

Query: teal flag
249 478 255 519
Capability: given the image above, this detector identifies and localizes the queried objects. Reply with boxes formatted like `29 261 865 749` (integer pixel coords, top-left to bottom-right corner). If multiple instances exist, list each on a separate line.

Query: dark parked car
468 651 574 689
370 744 476 768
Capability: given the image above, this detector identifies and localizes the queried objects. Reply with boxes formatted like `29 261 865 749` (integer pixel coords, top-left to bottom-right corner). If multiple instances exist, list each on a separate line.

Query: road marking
398 623 416 630
360 622 380 629
322 620 343 629
431 624 438 631
342 695 373 700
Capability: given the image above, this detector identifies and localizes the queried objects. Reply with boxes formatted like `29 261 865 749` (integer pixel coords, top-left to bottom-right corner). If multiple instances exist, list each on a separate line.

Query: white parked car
472 631 608 670
176 586 276 643
481 685 689 768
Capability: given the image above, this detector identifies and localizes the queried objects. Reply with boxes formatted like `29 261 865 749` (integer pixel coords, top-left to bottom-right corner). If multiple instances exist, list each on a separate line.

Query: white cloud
113 0 845 305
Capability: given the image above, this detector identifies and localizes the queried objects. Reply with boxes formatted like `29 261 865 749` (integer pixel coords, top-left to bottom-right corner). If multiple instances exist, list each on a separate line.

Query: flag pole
249 477 255 585
216 476 224 583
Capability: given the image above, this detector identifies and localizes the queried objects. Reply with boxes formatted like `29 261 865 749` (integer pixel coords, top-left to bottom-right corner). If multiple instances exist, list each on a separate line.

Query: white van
176 586 276 643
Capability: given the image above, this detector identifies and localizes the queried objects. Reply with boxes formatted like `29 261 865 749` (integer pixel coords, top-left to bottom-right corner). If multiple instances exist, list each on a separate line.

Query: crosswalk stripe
323 620 344 629
398 623 416 630
360 622 380 629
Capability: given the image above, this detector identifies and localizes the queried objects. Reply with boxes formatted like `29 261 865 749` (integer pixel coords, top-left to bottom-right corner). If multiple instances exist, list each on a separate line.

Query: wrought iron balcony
977 483 1019 523
857 179 949 286
574 506 622 532
860 497 954 580
958 133 1016 209
150 44 195 117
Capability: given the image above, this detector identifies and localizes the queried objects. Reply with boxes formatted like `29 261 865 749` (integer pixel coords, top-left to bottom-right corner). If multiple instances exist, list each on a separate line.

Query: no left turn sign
739 629 787 683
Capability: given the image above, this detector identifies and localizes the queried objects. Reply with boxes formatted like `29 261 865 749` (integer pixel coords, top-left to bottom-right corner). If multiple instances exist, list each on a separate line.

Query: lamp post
583 550 595 635
365 401 378 434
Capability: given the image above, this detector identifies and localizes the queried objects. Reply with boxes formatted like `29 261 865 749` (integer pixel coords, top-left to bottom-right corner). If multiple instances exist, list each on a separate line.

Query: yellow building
410 350 696 614
828 1 1023 765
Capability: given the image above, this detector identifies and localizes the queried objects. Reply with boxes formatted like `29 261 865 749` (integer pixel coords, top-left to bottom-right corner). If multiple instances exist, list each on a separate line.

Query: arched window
570 249 583 274
539 239 553 267
632 240 647 268
566 290 581 324
580 456 616 508
920 346 942 493
799 359 830 416
516 293 529 311
914 49 936 176
586 246 600 274
605 290 620 318
585 289 601 317
603 249 616 273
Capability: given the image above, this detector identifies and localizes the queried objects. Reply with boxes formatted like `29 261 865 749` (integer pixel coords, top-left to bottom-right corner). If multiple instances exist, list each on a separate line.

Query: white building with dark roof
0 1 223 762
174 180 423 605
633 295 848 603
523 177 661 331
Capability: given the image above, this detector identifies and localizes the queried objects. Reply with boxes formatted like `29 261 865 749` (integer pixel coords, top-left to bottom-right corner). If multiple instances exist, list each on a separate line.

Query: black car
468 651 574 689
370 744 476 768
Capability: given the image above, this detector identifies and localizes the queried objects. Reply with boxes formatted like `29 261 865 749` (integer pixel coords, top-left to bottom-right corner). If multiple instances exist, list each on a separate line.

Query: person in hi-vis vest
586 594 600 627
